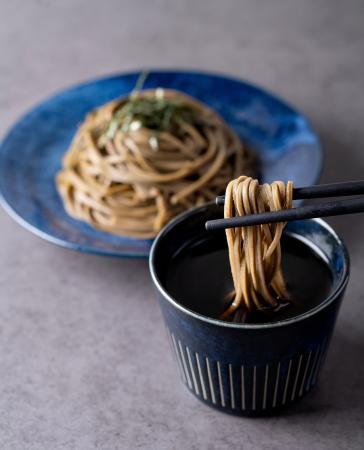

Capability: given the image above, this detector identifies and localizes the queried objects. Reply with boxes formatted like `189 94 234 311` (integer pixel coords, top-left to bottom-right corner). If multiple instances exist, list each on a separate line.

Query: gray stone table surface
1 0 364 449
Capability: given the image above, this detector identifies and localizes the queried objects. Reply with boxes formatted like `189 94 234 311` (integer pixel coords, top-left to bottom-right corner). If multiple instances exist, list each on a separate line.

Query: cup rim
149 204 350 330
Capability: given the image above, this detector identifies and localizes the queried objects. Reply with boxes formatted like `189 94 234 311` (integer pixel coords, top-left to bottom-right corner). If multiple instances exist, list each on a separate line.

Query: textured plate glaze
0 70 322 258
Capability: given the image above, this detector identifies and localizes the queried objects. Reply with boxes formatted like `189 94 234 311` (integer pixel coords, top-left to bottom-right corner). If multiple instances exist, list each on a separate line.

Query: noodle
223 176 293 321
56 89 255 238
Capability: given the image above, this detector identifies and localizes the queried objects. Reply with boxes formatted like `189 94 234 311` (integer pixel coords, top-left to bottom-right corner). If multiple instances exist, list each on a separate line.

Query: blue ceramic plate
0 70 322 258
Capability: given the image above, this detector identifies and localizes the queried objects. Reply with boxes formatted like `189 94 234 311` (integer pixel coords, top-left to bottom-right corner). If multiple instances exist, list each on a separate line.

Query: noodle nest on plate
56 89 255 238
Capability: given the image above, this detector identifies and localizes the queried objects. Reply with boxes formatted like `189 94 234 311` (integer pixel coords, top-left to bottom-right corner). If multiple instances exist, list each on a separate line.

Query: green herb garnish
104 72 196 140
105 95 196 139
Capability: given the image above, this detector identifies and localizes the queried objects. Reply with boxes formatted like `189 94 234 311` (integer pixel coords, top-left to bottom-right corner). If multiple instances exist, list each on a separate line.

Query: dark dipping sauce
164 234 333 324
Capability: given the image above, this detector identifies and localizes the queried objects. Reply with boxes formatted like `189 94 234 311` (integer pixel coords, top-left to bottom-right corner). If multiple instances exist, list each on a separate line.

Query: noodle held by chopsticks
56 89 255 238
223 176 293 321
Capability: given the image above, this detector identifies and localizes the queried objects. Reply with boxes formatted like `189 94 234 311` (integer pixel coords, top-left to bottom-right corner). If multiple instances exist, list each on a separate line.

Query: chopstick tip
205 220 213 231
215 196 224 206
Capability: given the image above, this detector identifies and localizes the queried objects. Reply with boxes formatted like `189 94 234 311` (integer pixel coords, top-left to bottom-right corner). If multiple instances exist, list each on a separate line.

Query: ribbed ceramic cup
149 204 350 416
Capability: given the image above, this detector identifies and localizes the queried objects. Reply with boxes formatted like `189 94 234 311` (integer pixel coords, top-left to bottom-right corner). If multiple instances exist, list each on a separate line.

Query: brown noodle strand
222 176 293 321
57 89 255 238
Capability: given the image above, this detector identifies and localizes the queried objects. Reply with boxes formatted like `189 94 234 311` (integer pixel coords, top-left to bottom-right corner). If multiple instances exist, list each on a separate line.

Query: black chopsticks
206 180 364 232
215 180 364 206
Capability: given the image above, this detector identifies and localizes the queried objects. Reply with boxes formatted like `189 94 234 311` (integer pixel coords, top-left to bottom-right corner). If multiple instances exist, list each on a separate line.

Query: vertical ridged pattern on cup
165 326 329 414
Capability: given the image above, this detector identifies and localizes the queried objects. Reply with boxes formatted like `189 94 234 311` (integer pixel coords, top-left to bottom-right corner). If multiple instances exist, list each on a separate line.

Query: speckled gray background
1 1 364 449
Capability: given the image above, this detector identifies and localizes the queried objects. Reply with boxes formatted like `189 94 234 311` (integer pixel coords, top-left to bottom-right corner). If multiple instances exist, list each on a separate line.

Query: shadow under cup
149 204 350 416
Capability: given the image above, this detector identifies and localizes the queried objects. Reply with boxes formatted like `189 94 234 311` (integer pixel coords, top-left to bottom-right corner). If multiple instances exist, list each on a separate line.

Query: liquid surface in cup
164 234 333 324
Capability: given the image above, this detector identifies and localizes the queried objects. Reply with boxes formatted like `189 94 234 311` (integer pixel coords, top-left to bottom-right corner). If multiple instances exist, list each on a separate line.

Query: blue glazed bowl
149 204 350 416
0 70 322 258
